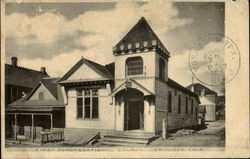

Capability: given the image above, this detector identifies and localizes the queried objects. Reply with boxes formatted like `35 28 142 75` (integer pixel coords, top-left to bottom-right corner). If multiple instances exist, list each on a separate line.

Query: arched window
126 56 143 76
159 58 165 80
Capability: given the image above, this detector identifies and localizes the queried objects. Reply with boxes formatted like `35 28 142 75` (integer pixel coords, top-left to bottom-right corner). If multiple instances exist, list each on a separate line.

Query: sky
4 1 225 95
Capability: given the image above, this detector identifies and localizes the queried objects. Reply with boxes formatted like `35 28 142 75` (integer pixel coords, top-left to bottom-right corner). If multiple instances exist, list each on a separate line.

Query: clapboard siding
155 79 168 134
167 86 199 130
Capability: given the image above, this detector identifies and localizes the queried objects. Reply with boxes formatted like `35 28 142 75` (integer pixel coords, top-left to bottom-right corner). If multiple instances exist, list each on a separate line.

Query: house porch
6 108 64 143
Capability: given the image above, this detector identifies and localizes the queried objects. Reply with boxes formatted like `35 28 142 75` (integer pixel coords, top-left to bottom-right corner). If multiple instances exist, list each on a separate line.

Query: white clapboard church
58 17 200 145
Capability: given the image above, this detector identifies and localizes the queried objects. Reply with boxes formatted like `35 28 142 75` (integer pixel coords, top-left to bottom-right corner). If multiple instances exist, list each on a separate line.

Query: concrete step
104 134 151 140
106 131 154 138
100 140 146 147
100 133 159 147
102 136 148 144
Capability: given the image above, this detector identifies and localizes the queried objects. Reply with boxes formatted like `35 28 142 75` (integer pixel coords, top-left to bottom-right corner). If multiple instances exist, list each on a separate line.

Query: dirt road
149 120 225 147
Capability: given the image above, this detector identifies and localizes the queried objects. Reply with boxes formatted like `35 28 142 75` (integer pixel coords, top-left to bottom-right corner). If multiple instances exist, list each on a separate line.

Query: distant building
187 83 218 121
216 95 225 119
198 105 206 125
5 57 49 138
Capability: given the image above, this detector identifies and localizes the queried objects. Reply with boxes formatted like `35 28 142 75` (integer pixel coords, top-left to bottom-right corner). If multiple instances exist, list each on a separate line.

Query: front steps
100 131 158 146
64 130 100 146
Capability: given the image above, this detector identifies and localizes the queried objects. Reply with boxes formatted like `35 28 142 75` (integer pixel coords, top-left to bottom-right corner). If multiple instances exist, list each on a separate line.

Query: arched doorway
116 88 144 131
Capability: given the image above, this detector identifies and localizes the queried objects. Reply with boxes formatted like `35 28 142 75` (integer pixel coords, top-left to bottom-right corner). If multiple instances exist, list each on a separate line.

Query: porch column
50 114 53 131
14 114 17 140
31 114 34 142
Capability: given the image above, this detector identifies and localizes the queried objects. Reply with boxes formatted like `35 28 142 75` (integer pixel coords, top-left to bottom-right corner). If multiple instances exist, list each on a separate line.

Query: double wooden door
124 99 144 131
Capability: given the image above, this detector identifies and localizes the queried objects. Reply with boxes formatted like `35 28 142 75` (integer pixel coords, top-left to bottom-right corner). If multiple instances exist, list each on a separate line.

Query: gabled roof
113 17 169 57
8 78 64 108
116 17 162 46
5 64 49 88
40 78 59 99
59 57 113 82
105 62 115 77
186 83 217 95
167 78 200 104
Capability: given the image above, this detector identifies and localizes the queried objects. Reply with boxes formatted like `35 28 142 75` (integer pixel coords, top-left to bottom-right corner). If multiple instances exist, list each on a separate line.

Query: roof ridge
82 57 106 68
167 77 200 99
141 17 163 44
115 17 148 46
59 58 84 81
41 80 58 99
82 57 113 78
187 82 217 94
5 63 47 75
59 57 113 82
113 17 169 57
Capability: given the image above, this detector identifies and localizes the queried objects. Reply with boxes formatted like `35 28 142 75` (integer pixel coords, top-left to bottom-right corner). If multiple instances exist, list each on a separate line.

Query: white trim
110 79 154 96
61 86 68 105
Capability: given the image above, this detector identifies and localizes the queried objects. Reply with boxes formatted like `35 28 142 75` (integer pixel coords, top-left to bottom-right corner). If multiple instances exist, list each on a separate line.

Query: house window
126 56 143 76
11 87 18 102
191 99 194 114
178 95 181 114
168 91 172 112
76 89 99 119
159 58 165 80
185 97 188 114
39 92 44 100
76 91 83 118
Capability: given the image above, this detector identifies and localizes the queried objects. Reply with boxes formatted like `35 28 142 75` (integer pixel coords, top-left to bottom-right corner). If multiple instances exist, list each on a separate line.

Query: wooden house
6 78 65 142
187 83 218 121
5 57 49 138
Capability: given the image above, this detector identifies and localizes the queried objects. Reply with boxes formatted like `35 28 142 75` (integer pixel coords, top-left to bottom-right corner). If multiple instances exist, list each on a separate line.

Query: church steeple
113 17 170 59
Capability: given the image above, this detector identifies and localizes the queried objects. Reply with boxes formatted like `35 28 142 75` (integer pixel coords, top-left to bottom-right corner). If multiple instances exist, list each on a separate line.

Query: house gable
68 63 103 80
59 58 113 83
110 79 154 96
29 83 56 100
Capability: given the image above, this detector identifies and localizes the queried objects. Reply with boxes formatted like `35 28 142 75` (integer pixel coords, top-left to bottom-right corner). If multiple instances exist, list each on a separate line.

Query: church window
185 97 188 114
126 56 143 76
77 97 83 118
159 58 165 80
178 95 181 114
195 106 198 120
168 91 172 112
76 89 99 119
191 99 194 114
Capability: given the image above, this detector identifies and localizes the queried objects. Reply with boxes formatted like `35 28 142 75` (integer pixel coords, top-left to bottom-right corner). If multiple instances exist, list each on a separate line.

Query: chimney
41 67 46 74
11 57 17 67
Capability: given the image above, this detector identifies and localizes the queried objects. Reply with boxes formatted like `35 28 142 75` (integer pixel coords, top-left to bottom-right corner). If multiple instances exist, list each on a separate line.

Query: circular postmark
189 34 240 86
